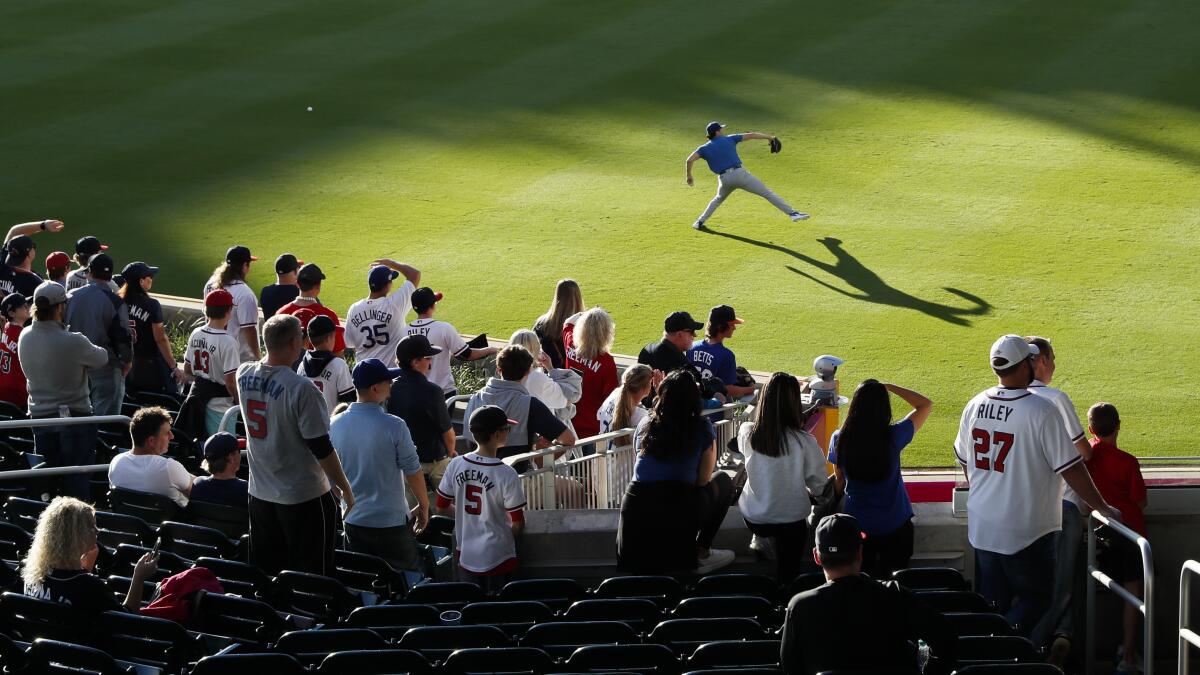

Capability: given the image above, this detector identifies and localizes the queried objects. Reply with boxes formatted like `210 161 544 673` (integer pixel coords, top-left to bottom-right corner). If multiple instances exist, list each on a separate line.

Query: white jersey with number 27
436 452 526 573
954 386 1081 555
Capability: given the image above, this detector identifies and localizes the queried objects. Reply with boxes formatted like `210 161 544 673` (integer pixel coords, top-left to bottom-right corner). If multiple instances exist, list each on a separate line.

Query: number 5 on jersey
464 484 483 515
245 400 269 439
972 428 1013 473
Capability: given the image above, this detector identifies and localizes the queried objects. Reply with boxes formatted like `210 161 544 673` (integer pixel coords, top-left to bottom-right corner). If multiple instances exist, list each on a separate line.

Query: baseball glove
769 136 782 153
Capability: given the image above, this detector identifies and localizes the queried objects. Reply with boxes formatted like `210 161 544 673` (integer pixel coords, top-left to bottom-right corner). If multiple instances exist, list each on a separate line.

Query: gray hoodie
461 378 533 447
18 319 109 416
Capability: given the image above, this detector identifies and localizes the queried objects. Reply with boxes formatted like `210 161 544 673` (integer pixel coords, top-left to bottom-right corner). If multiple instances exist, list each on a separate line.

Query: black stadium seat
94 510 155 549
944 612 1015 638
109 543 190 579
274 628 389 667
405 580 485 609
563 597 663 631
101 609 201 671
23 638 126 675
159 520 241 561
594 575 684 607
913 590 995 614
104 574 157 608
0 592 88 644
442 646 557 674
191 652 308 675
333 548 412 600
4 496 48 533
498 577 587 611
671 595 778 626
815 670 919 675
0 519 32 558
685 639 782 670
0 632 26 673
397 624 510 662
649 617 765 654
345 604 442 642
953 664 1064 675
892 567 968 592
565 642 680 674
461 600 555 637
689 573 780 603
187 499 249 539
192 589 289 644
316 648 433 675
107 486 179 525
684 670 782 675
274 569 363 622
956 635 1038 664
788 571 827 597
521 620 641 660
195 556 275 600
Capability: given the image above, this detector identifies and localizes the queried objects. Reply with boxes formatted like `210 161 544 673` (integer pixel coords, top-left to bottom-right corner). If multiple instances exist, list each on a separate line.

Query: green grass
3 0 1198 465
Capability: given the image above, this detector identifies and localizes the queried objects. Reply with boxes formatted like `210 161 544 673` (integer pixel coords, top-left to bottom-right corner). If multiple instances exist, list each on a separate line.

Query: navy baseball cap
75 236 108 256
468 405 519 436
352 358 404 390
121 261 158 281
411 287 443 311
87 253 114 276
6 235 35 263
1 293 30 316
395 333 442 366
664 311 703 333
306 314 336 341
368 265 399 291
709 304 743 326
297 263 325 285
816 514 865 563
225 245 258 265
706 121 726 136
202 432 245 459
275 253 303 275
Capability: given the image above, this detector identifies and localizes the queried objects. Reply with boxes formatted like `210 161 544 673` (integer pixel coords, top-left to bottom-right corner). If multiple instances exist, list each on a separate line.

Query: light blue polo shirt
330 401 422 529
696 134 745 174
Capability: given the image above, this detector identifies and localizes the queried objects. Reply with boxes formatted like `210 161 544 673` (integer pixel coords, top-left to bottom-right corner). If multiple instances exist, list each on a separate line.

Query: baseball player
237 314 355 576
344 259 421 366
686 122 808 230
436 405 527 593
181 289 241 436
954 334 1119 637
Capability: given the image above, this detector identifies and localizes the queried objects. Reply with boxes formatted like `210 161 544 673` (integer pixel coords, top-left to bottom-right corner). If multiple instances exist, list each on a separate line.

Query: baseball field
2 0 1197 465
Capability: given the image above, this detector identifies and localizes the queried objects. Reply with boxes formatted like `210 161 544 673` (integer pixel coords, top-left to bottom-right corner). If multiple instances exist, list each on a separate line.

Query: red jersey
277 299 346 354
563 323 618 439
1085 438 1147 536
0 323 27 409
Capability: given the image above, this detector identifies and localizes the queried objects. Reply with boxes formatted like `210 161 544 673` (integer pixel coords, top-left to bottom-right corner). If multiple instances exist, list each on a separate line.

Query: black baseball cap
88 253 114 276
368 265 399 291
306 314 336 341
203 432 244 459
1 292 30 316
225 245 258 266
706 121 726 137
121 261 158 281
297 263 326 285
275 253 303 275
815 514 865 564
664 311 703 333
468 405 519 436
709 304 744 326
6 235 35 263
411 287 443 311
75 236 108 256
395 334 442 366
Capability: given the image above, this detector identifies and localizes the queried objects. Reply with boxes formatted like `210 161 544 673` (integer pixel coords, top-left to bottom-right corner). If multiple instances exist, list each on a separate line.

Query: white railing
1179 560 1200 674
1086 510 1154 675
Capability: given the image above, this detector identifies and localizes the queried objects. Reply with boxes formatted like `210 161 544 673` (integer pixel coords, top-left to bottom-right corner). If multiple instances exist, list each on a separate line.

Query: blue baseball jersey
695 134 744 174
687 340 738 386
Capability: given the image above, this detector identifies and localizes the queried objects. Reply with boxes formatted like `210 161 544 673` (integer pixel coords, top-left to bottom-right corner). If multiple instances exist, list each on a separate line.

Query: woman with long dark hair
617 369 735 574
829 379 932 578
737 372 829 583
120 262 179 396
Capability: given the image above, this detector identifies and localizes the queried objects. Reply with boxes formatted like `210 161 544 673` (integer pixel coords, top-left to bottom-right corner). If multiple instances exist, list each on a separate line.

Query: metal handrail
1086 510 1154 675
0 415 131 482
1179 560 1200 673
219 404 241 431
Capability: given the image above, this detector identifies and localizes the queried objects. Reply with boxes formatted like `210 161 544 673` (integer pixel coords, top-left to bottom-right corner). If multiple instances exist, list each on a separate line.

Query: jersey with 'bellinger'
345 280 415 366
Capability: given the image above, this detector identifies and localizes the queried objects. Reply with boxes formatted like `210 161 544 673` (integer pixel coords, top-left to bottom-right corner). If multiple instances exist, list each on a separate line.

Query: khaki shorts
422 456 452 487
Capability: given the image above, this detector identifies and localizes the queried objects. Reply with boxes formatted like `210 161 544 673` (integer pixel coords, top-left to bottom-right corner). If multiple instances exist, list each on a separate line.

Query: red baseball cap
204 289 235 307
292 307 317 327
45 251 71 269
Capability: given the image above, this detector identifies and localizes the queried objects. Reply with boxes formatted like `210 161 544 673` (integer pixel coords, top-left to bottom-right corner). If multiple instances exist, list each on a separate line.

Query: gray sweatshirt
64 280 132 369
18 319 109 416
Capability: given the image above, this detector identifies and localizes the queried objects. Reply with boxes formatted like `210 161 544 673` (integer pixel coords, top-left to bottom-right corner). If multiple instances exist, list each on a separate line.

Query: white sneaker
790 212 810 222
695 548 735 574
750 534 776 561
693 220 705 230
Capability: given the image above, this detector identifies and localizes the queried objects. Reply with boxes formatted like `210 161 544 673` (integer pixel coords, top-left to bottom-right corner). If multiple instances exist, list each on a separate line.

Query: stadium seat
159 520 241 561
274 628 388 667
944 612 1015 638
110 543 190 579
689 573 780 603
815 670 919 675
192 589 290 644
671 595 779 626
0 519 31 559
195 556 275 601
127 390 183 413
461 600 555 637
892 567 968 592
594 575 684 607
521 620 641 660
345 603 442 641
683 670 782 675
274 570 363 622
649 617 765 654
333 548 411 600
0 558 19 592
396 624 510 661
563 597 663 631
0 632 25 673
187 499 249 539
953 665 1064 675
104 574 157 607
316 648 433 675
788 571 827 597
108 486 180 525
685 639 782 670
94 509 155 549
191 652 308 675
22 638 126 675
498 577 587 611
441 646 557 674
4 496 47 533
101 609 201 670
913 590 995 614
0 401 26 420
0 591 87 644
405 580 485 609
564 643 681 674
956 636 1038 664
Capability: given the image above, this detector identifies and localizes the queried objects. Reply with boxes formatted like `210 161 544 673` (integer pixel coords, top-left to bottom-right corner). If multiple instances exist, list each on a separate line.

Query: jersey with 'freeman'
125 294 164 359
695 134 745 174
954 386 1080 555
435 452 526 574
202 280 260 363
345 280 415 366
406 318 470 393
185 327 240 413
1029 380 1086 509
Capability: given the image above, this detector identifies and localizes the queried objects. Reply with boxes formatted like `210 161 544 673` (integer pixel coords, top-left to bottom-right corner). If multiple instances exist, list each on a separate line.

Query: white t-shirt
954 386 1081 554
736 423 829 524
108 452 194 507
435 452 526 573
297 355 354 416
406 318 469 393
596 388 647 447
344 280 415 366
203 280 260 363
185 326 240 413
525 369 569 411
1030 380 1087 509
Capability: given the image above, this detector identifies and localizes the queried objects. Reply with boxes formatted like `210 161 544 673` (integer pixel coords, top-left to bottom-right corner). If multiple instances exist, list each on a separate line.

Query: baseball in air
306 106 313 112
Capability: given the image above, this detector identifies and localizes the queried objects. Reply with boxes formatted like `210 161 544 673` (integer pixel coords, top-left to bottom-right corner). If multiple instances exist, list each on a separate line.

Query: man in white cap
954 334 1119 639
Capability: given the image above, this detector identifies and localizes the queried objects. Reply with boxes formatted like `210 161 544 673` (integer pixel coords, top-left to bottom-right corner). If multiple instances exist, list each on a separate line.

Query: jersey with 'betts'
237 362 331 505
345 280 415 366
202 280 260 362
406 318 469 393
687 340 738 387
185 327 240 413
954 386 1081 555
435 452 526 574
695 134 745 174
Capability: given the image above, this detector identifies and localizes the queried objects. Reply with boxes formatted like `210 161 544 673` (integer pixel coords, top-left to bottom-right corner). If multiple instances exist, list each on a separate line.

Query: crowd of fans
0 220 1152 674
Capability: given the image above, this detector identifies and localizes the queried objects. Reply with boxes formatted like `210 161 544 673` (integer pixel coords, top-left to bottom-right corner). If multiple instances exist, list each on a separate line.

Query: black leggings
249 491 338 576
861 518 914 580
745 518 808 584
697 472 734 550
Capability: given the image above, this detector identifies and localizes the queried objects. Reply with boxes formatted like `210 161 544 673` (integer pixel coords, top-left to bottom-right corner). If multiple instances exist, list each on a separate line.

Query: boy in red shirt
0 293 30 410
1085 402 1147 673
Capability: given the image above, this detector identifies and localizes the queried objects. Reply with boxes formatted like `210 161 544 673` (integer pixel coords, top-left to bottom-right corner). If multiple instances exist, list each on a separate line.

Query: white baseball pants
697 167 795 223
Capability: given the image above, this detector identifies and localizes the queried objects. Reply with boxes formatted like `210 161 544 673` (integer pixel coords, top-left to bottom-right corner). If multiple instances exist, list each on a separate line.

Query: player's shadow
699 230 991 326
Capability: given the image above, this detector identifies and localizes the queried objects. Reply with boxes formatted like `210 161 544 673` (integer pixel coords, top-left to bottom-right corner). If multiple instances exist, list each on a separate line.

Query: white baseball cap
990 334 1039 370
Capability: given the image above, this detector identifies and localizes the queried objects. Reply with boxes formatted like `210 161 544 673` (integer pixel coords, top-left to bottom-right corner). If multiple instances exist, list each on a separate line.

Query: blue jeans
975 530 1059 636
88 365 125 417
1031 503 1083 646
33 422 98 501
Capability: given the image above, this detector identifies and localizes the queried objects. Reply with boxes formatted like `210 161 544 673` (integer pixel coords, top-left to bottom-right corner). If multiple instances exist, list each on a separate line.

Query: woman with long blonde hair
597 364 656 448
509 329 582 431
564 307 618 441
22 497 158 612
533 279 583 369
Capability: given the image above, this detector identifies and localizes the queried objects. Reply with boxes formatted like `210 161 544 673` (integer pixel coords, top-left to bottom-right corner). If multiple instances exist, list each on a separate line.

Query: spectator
388 334 456 487
637 311 704 376
64 253 132 416
617 369 734 574
298 315 354 414
597 363 655 446
462 345 576 458
563 307 618 442
179 289 240 438
509 329 582 432
331 358 430 571
22 497 158 613
259 253 302 319
780 514 957 675
1 219 63 297
17 282 108 499
828 380 933 579
203 245 261 362
120 262 179 396
687 305 755 400
277 262 346 355
345 260 420 366
44 251 70 287
532 278 582 369
954 335 1119 636
108 407 194 507
406 286 497 395
0 293 30 410
191 432 248 508
738 372 829 583
237 314 355 576
65 235 115 293
435 405 528 593
1084 402 1147 674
